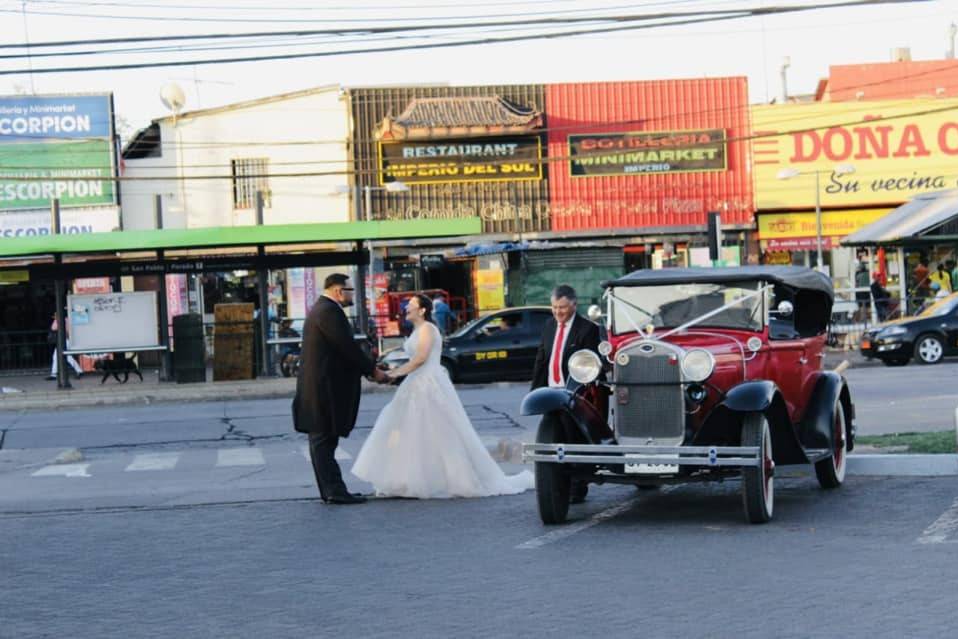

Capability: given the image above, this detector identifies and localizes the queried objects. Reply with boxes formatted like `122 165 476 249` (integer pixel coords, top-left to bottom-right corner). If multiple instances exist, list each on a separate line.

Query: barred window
231 158 271 209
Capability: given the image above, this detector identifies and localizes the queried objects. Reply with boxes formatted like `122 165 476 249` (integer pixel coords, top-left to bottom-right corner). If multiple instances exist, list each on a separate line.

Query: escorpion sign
0 94 116 211
569 129 727 176
379 136 542 185
753 101 958 209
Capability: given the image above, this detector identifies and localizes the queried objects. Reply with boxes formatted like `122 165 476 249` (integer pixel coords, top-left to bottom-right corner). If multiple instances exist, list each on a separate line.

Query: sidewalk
0 345 876 412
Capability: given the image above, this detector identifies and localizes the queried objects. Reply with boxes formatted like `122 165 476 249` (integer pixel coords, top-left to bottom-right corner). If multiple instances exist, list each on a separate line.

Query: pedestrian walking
48 314 83 381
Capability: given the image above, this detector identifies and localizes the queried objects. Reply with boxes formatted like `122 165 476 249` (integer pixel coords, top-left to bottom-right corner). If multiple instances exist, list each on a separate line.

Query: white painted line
917 496 958 545
216 448 265 467
32 463 91 478
125 453 180 472
516 497 640 550
299 445 351 461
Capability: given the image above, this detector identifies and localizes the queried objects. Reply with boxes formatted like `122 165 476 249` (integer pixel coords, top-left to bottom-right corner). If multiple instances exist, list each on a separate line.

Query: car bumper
522 443 762 468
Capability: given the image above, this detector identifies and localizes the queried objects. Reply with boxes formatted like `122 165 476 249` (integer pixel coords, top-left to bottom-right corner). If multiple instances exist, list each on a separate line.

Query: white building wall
121 87 352 230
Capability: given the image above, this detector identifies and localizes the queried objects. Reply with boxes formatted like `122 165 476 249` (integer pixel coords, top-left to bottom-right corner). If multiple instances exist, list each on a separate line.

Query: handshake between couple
367 367 394 385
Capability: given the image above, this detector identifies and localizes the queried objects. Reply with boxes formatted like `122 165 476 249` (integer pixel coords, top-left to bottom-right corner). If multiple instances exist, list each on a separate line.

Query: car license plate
861 339 871 349
624 454 679 474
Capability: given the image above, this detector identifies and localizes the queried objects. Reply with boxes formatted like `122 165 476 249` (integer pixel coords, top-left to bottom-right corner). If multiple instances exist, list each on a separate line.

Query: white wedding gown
351 322 534 499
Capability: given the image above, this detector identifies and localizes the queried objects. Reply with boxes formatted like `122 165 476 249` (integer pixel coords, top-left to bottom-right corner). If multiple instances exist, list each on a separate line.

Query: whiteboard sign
68 291 159 351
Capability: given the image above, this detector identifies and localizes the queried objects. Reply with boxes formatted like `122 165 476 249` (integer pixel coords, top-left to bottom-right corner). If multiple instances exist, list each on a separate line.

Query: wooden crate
213 303 254 381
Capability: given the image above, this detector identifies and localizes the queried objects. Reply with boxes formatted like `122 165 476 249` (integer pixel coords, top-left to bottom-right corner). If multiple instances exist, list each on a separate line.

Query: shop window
231 158 271 209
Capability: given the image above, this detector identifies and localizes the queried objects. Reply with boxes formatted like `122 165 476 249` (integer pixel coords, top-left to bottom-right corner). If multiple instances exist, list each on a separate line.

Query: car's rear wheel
914 334 944 365
815 400 847 489
741 412 774 524
881 357 909 367
534 414 571 525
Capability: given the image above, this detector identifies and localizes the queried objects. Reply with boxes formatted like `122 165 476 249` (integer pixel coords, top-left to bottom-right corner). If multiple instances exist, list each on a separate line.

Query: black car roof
604 266 834 302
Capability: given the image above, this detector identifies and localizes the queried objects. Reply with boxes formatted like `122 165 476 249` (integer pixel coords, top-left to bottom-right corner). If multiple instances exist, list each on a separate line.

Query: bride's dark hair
411 293 433 323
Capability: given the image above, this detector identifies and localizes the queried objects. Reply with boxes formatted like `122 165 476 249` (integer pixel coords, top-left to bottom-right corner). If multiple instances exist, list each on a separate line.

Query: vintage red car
521 266 855 525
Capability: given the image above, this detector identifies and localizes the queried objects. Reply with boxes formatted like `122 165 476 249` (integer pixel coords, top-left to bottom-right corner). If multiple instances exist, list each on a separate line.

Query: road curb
847 454 958 476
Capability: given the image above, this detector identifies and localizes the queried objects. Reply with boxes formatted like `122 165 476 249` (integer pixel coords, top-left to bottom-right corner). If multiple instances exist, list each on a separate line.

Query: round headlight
568 350 602 384
681 348 715 383
597 340 613 356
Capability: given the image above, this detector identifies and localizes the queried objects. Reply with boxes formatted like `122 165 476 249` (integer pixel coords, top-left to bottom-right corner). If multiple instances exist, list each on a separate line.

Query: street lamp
332 180 409 333
776 164 855 271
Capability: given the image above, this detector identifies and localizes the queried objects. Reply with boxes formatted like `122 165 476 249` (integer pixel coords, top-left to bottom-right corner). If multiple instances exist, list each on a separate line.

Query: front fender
520 387 573 416
723 380 778 412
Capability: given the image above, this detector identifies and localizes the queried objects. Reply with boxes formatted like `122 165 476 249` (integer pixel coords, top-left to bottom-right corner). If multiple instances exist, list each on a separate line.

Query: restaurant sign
379 136 542 185
568 129 727 177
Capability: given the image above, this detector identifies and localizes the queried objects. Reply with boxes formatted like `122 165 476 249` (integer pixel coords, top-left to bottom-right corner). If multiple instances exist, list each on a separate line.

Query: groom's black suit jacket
531 314 601 390
292 296 375 437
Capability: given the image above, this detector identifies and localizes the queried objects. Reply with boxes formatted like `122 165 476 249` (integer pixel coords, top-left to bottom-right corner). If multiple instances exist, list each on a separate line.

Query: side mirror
587 304 604 321
775 300 794 317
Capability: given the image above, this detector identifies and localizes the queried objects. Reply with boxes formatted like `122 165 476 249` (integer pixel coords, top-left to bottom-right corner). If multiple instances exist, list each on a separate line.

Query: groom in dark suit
531 284 602 504
293 273 387 505
531 284 601 391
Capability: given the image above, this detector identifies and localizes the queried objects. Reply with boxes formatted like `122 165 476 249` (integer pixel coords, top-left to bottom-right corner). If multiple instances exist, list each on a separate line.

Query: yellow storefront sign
752 100 958 209
758 209 890 249
0 269 29 283
475 269 505 311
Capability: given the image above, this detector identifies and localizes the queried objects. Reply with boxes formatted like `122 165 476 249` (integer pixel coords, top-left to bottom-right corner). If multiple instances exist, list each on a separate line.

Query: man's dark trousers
307 432 348 499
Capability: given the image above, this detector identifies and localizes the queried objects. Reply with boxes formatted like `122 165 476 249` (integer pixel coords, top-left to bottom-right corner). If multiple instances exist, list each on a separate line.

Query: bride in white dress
351 294 534 499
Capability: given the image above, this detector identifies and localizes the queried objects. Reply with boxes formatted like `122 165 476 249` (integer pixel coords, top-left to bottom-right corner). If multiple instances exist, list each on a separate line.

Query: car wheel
741 412 774 524
880 358 909 367
534 414 571 525
814 400 847 489
440 360 456 383
914 334 944 365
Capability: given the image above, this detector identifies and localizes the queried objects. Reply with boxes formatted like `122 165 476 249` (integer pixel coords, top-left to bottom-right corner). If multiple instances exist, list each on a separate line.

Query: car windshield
917 293 958 318
610 280 764 334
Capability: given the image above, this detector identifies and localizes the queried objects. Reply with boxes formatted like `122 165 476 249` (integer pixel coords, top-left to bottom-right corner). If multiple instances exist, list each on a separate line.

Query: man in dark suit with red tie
531 285 603 503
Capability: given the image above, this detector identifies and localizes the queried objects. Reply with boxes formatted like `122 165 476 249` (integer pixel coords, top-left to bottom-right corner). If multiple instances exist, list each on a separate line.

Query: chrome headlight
597 340 612 356
879 326 907 337
680 348 715 383
568 349 602 384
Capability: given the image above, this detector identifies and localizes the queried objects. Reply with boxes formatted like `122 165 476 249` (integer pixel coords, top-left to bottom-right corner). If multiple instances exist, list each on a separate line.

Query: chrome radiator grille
613 342 685 444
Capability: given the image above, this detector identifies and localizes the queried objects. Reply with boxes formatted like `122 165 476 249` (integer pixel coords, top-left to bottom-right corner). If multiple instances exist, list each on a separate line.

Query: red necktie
551 321 566 385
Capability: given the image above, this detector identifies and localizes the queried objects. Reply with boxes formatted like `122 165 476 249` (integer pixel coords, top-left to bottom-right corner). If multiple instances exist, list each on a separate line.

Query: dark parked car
379 306 552 383
860 292 958 366
522 266 855 525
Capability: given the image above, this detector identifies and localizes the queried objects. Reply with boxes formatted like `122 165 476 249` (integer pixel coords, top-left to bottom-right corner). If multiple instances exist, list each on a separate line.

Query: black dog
94 352 143 384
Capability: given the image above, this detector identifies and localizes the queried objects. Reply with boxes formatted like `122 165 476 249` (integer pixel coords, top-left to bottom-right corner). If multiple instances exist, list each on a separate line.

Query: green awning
0 218 482 258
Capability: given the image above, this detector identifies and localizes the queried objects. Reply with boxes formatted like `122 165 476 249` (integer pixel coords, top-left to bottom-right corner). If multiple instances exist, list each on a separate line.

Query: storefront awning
0 218 482 259
842 189 958 247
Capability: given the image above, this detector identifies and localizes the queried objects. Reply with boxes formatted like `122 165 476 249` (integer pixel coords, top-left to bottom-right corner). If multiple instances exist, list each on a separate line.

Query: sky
0 0 955 140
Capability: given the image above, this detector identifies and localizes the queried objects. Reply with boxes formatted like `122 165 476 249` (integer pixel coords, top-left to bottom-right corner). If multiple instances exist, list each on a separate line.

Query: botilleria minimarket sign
0 94 116 211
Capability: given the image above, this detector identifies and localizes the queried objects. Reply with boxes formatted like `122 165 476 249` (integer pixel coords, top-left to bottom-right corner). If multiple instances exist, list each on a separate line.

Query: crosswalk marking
299 445 352 461
917 497 958 545
126 453 180 472
216 448 265 467
32 463 91 478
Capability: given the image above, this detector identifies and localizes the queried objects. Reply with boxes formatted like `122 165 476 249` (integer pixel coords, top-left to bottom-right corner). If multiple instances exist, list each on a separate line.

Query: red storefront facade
545 78 754 233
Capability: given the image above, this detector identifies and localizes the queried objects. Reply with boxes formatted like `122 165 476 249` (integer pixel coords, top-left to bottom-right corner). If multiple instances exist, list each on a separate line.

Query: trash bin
172 313 206 383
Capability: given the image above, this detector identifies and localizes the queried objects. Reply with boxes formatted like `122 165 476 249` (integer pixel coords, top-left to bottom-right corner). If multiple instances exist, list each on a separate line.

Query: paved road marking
516 497 640 550
125 453 180 472
917 496 958 545
299 445 352 461
31 463 91 478
216 448 265 467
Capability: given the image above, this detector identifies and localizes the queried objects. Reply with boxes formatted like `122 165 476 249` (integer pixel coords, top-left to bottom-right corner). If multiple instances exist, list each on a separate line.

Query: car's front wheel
741 412 774 524
914 334 944 365
815 400 848 489
534 414 571 525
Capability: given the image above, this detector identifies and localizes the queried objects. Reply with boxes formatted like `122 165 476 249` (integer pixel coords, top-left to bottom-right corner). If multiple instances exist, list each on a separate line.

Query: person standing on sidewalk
47 314 83 381
291 273 388 505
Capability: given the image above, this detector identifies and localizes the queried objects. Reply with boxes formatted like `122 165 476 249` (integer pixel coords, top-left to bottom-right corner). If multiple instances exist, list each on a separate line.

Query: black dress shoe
324 493 367 505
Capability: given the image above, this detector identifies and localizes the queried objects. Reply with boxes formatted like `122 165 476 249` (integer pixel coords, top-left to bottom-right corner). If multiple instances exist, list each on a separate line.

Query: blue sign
0 95 113 142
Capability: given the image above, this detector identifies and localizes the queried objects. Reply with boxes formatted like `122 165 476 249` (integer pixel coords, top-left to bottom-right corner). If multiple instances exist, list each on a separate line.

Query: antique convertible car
521 266 855 525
